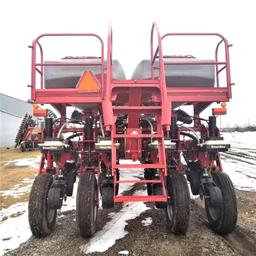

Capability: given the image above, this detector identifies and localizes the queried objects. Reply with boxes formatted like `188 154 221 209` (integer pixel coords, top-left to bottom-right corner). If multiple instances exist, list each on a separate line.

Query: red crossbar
113 134 162 138
113 164 165 169
114 195 167 202
116 179 162 184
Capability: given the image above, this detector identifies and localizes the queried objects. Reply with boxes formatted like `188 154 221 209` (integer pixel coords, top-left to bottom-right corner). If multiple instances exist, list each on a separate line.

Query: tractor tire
205 171 237 234
28 173 57 238
165 172 190 235
76 171 98 237
102 186 114 209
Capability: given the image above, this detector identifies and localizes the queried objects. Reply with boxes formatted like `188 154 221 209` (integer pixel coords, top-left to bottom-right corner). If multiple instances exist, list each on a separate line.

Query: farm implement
28 23 237 238
15 106 56 151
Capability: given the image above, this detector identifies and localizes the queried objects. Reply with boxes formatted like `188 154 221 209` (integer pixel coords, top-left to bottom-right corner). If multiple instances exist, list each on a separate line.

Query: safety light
212 108 227 116
33 104 48 117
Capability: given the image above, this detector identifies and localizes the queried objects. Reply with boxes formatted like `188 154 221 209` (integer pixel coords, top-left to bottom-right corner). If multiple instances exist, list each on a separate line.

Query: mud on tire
205 171 237 234
76 171 98 237
28 173 57 238
165 172 190 235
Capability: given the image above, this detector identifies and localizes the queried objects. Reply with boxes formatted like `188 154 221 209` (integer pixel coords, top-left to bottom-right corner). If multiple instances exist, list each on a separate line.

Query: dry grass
0 149 39 209
0 148 39 162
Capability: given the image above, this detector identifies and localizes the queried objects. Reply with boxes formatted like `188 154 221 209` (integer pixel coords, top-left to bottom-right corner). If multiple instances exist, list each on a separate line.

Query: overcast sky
0 0 255 127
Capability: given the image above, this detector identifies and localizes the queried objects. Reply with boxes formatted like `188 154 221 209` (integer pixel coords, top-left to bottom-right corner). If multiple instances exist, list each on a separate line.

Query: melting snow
0 202 30 255
221 131 256 191
221 156 256 191
5 156 41 169
80 190 149 254
141 217 152 226
81 161 147 254
0 183 78 255
1 133 255 254
118 250 129 255
118 159 144 194
222 131 256 150
0 178 34 198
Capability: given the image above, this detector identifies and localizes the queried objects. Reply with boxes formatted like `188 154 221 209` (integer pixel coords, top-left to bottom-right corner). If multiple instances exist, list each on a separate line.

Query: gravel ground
5 189 256 256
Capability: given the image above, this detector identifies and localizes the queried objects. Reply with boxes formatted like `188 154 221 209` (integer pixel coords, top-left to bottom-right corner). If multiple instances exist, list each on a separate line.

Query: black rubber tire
99 169 119 196
153 184 166 209
66 171 75 197
205 171 237 235
115 170 120 195
63 163 77 197
28 173 57 238
144 168 156 196
186 161 202 195
165 172 190 235
76 171 98 237
102 186 114 209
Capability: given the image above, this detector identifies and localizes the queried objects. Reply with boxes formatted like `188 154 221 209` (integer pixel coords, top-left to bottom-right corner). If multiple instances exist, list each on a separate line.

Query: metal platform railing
30 33 105 101
150 23 233 100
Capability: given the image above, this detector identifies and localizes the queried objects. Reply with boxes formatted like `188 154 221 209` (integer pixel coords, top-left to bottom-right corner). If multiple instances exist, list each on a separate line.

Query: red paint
30 23 233 203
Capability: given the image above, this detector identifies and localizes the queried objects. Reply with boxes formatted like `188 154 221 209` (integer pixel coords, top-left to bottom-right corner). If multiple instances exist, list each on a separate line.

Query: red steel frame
30 23 233 204
30 33 104 105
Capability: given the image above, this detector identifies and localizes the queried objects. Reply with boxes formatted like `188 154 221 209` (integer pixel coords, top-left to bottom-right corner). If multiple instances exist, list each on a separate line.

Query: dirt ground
5 189 256 256
0 149 38 209
1 148 256 256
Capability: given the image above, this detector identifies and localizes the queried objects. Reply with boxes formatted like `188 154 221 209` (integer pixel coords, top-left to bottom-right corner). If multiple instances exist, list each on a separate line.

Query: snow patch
222 131 256 150
221 156 256 191
0 178 34 198
141 217 152 226
0 182 78 255
60 182 78 212
80 190 149 254
118 159 144 194
0 202 31 255
5 157 40 169
118 250 129 255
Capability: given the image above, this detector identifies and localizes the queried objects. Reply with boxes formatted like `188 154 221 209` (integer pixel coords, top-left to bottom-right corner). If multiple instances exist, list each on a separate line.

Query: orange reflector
76 71 101 93
33 108 48 117
212 108 227 116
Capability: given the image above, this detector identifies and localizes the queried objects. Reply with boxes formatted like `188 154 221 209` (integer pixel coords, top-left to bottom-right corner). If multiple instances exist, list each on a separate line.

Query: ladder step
112 106 161 110
114 195 167 202
113 134 162 138
113 164 166 169
116 179 162 184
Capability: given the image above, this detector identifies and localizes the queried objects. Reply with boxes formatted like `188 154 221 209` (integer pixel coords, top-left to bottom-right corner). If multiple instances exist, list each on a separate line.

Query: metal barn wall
0 94 32 147
0 112 21 147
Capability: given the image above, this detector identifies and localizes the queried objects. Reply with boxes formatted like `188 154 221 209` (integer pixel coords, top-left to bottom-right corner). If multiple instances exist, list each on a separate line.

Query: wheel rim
46 183 56 224
47 208 56 223
93 188 97 222
166 204 173 221
207 201 221 221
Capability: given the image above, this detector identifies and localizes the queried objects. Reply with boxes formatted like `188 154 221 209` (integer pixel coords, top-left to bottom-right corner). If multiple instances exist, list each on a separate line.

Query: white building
0 93 32 148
